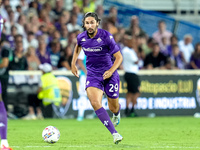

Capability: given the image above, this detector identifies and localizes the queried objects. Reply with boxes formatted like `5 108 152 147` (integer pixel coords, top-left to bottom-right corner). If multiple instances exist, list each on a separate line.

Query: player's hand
103 70 112 80
71 65 79 78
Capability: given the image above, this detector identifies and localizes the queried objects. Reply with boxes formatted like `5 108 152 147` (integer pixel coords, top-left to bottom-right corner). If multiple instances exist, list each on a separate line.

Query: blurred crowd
0 0 200 72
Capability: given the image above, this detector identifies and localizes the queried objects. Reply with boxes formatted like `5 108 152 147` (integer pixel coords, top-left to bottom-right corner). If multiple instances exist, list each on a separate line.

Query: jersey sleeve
77 33 81 46
106 32 120 55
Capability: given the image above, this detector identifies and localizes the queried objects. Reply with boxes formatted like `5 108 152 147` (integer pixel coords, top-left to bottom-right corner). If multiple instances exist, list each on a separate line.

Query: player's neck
88 29 98 38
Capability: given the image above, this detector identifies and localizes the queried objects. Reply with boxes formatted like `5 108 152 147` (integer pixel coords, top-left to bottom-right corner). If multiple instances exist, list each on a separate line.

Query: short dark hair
82 12 101 28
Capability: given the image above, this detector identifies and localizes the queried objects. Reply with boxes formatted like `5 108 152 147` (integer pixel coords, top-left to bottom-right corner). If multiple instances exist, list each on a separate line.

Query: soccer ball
42 126 60 143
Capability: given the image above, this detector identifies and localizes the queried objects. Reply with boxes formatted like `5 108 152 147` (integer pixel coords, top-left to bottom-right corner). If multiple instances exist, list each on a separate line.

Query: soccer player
71 12 123 144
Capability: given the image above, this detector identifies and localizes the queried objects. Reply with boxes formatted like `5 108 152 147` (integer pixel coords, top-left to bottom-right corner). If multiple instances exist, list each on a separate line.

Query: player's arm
71 44 82 77
103 51 123 80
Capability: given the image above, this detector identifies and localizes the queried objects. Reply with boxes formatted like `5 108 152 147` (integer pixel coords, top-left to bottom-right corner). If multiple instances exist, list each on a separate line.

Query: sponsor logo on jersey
82 47 102 52
97 37 102 43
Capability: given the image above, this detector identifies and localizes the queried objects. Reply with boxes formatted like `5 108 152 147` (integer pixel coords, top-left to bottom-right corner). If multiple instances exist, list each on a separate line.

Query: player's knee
90 100 101 108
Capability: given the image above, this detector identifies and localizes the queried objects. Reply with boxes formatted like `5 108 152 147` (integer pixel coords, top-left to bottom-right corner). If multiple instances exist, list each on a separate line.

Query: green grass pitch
7 117 200 150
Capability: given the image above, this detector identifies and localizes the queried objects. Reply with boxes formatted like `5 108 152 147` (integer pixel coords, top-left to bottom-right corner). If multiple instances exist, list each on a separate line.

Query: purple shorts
85 74 120 99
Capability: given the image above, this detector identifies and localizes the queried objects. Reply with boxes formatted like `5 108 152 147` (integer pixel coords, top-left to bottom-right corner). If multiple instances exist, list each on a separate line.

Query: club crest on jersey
109 35 113 39
97 37 102 43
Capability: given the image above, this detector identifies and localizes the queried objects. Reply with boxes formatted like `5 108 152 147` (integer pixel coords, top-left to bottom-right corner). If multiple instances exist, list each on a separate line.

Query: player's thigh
85 75 104 101
86 87 104 110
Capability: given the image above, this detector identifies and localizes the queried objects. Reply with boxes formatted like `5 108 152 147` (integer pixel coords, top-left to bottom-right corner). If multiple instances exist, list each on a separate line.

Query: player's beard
87 26 97 36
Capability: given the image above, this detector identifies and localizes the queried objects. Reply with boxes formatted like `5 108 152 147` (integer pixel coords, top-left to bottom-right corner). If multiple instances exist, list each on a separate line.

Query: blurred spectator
169 44 184 69
25 46 41 71
126 15 147 38
108 6 121 27
57 45 72 70
71 3 83 26
6 25 18 50
166 35 179 56
4 10 16 35
42 2 56 22
122 35 140 117
29 0 42 13
143 42 170 69
36 35 51 64
113 33 123 51
19 0 29 13
39 9 55 33
135 35 147 67
178 34 194 65
14 34 28 52
60 25 69 48
15 14 27 36
160 37 170 56
67 31 77 50
52 0 65 20
9 40 28 70
15 5 22 20
107 18 118 35
1 0 10 21
190 43 200 69
95 5 104 20
54 11 69 32
29 15 41 32
27 32 39 49
79 0 96 13
144 37 156 56
22 63 61 120
49 39 61 69
49 30 61 44
67 13 82 33
153 20 172 48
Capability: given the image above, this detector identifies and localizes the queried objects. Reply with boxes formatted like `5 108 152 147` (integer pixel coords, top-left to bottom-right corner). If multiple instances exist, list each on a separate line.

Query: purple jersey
77 28 120 77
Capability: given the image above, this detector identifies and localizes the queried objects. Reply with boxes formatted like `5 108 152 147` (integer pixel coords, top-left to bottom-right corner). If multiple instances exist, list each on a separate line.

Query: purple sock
114 104 121 116
95 107 117 134
0 101 7 139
